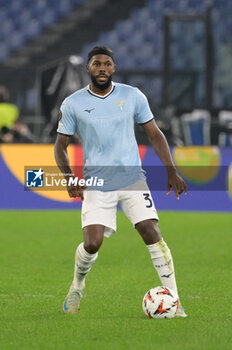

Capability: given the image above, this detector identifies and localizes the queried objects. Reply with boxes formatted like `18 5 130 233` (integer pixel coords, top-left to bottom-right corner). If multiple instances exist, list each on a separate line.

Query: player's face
87 55 115 90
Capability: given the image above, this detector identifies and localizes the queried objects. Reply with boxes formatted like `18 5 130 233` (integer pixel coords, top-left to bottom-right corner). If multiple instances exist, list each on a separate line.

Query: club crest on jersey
25 168 44 188
58 111 62 121
113 100 126 111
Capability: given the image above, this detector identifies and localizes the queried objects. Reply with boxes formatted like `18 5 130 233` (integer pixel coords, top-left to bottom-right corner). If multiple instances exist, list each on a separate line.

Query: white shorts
81 180 159 237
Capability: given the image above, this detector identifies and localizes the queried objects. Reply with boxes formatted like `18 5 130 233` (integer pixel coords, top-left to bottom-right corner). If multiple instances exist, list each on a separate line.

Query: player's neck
89 83 113 96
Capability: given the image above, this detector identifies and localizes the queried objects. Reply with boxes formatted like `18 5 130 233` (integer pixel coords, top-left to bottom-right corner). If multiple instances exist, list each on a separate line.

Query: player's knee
83 225 104 254
84 239 102 254
135 219 161 244
136 219 159 234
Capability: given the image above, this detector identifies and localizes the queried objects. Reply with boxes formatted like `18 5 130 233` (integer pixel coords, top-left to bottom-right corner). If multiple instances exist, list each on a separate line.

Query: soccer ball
142 286 179 319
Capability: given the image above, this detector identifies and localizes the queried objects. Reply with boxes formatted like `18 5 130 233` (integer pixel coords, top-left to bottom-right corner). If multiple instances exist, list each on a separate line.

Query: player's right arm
54 134 85 200
55 98 86 199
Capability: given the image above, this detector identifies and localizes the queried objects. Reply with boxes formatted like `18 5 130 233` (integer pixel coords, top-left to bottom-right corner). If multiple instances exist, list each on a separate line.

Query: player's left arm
142 119 187 199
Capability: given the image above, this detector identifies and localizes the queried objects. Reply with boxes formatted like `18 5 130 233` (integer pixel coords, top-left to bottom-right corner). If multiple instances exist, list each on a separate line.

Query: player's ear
86 64 90 73
113 63 116 73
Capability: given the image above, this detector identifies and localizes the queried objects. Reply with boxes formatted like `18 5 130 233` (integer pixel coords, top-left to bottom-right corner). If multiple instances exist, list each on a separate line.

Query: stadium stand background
0 0 232 145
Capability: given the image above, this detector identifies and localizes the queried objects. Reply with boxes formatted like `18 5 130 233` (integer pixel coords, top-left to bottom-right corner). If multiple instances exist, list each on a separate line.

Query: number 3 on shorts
143 193 153 208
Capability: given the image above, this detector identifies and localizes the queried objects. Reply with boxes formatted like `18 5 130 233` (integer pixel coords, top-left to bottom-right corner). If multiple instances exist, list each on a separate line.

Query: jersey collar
87 82 115 99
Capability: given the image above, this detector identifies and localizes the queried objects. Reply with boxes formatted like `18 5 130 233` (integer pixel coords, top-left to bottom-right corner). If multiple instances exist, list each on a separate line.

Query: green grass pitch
0 210 231 350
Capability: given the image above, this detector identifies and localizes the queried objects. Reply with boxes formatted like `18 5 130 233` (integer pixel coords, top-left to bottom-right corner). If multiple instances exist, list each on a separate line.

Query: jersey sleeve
134 88 154 125
57 98 76 135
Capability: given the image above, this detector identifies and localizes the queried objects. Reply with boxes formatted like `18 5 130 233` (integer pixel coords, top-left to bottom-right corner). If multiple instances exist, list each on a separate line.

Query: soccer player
54 46 187 317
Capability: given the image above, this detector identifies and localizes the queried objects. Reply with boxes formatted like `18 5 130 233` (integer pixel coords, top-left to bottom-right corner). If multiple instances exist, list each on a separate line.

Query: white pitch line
0 294 55 298
0 294 209 299
187 295 209 299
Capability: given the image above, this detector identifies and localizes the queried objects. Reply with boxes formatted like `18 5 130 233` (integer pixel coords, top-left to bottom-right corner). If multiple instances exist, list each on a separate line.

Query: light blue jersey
57 82 154 190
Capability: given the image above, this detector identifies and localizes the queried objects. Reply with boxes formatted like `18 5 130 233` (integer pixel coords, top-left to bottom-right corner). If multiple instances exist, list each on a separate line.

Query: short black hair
0 86 9 103
87 46 115 63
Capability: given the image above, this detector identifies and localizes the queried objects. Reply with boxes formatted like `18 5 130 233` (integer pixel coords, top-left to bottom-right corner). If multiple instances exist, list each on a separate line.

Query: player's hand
166 168 187 200
66 176 87 200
